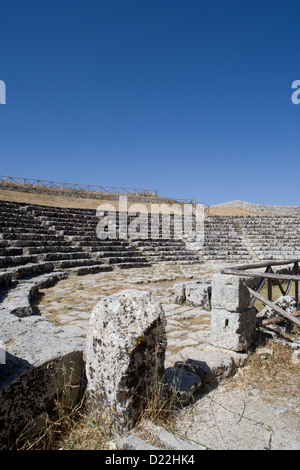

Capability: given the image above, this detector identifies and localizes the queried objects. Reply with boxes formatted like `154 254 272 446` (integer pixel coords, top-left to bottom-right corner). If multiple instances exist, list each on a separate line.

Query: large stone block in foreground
85 289 167 435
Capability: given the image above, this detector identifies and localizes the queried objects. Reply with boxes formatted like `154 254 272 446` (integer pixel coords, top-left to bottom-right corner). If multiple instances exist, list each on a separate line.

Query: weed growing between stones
9 362 87 450
135 348 186 430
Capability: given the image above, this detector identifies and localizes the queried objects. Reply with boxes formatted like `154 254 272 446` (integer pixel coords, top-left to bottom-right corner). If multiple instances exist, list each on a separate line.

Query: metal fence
0 175 204 205
0 175 158 197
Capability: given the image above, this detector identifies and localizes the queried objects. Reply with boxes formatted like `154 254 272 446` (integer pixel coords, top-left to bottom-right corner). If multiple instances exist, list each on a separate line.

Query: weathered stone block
185 281 211 309
85 289 167 435
210 307 257 352
211 274 250 312
141 420 203 450
0 309 84 446
173 280 212 309
116 432 158 450
175 349 235 383
173 283 186 304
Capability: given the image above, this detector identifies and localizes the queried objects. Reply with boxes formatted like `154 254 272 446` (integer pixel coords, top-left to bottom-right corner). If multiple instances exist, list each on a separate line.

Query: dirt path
173 359 300 450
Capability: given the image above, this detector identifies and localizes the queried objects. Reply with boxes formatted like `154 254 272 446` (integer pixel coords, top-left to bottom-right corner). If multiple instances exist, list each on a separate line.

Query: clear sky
0 0 299 205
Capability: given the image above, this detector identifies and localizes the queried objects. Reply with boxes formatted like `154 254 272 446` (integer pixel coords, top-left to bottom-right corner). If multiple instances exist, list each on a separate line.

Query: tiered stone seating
199 216 253 262
236 216 300 261
28 205 150 270
0 201 112 281
127 213 203 264
1 200 300 283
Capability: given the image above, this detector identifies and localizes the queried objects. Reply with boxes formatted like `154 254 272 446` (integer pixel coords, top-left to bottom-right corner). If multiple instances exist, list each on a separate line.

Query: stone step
0 247 23 256
0 226 51 235
23 245 84 255
0 271 67 317
85 245 135 253
65 264 113 276
3 262 55 282
76 240 131 247
103 256 149 265
94 251 146 259
0 233 64 241
53 258 107 269
40 252 90 262
0 255 39 268
9 239 70 248
112 261 150 269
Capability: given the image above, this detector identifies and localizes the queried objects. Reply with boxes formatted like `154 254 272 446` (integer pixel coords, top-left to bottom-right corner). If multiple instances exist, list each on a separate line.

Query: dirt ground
0 188 263 215
35 261 300 451
172 344 300 450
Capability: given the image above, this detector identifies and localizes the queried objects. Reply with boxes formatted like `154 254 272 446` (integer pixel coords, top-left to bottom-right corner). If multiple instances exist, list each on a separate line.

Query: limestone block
211 274 250 312
258 295 297 318
185 281 211 309
173 283 186 304
1 283 38 317
175 349 235 383
116 432 158 450
85 289 167 435
141 420 203 450
210 307 257 352
174 279 212 309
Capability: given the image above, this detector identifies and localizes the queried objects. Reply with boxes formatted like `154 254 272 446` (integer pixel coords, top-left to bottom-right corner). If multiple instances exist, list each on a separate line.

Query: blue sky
0 0 299 205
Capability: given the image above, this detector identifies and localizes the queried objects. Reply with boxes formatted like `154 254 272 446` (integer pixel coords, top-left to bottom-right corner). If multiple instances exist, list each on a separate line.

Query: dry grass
13 395 113 450
233 340 300 404
207 206 261 216
0 188 185 213
13 347 182 450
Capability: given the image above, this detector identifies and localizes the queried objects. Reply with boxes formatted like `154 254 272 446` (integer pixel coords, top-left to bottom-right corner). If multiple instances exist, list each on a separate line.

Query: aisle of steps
198 216 253 262
236 216 300 261
231 219 260 263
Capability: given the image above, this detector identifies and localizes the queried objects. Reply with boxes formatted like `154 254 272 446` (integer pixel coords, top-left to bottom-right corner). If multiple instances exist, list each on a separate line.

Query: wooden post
268 278 272 301
295 263 299 306
250 266 271 308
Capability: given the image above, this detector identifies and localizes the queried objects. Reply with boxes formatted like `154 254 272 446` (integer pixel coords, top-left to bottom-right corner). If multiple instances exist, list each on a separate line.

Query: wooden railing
222 259 300 329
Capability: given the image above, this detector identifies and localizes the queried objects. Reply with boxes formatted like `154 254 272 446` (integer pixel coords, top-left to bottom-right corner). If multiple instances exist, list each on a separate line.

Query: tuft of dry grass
233 340 300 404
14 394 113 451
